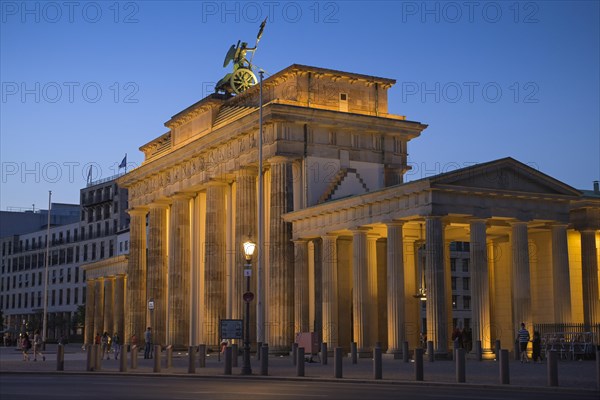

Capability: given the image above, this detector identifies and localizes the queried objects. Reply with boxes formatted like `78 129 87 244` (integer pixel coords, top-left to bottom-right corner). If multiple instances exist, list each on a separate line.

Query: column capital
266 155 295 165
321 233 338 240
292 238 310 245
127 207 149 217
148 200 171 209
349 226 371 235
237 167 258 177
383 220 405 228
170 192 196 201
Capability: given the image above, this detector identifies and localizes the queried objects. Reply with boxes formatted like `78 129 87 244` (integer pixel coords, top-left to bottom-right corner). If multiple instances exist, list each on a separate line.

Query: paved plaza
1 344 598 394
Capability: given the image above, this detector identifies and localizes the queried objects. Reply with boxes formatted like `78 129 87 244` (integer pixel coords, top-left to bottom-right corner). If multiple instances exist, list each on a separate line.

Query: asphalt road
1 374 597 400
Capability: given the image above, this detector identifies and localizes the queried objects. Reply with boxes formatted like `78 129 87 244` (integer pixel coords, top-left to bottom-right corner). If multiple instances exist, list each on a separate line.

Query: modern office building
81 64 599 358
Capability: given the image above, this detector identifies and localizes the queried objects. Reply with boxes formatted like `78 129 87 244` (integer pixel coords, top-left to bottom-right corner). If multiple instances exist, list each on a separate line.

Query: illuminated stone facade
86 64 599 356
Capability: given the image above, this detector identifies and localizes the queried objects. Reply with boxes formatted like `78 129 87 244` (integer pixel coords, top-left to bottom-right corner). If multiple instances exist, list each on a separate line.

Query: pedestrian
532 331 542 363
144 327 152 359
21 333 31 361
517 322 530 363
112 332 121 360
95 332 101 345
101 332 110 360
33 329 45 361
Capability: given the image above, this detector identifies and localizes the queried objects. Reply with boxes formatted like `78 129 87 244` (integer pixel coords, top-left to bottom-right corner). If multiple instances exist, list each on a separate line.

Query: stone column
168 194 192 348
203 185 226 348
234 169 257 323
551 224 572 324
470 219 491 354
84 279 95 345
94 277 104 336
268 157 294 352
425 216 447 355
511 221 531 328
351 228 370 353
103 277 114 335
148 203 169 346
367 233 379 348
294 239 310 335
126 207 148 345
114 274 125 340
386 222 405 355
321 235 338 348
580 230 599 329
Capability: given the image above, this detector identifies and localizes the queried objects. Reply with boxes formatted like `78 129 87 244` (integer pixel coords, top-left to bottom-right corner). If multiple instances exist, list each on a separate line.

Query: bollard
95 344 101 371
334 347 343 379
231 343 238 368
415 348 424 381
131 345 138 369
402 341 409 363
154 345 162 372
198 344 206 368
257 342 262 361
166 345 173 369
120 346 127 372
321 342 328 365
297 347 305 377
86 344 94 371
452 341 459 360
547 350 558 387
224 346 232 375
260 345 269 376
596 350 600 392
499 349 510 384
56 344 64 371
373 345 382 380
188 346 196 374
292 342 298 366
351 342 358 364
427 341 434 362
456 348 466 383
495 340 501 361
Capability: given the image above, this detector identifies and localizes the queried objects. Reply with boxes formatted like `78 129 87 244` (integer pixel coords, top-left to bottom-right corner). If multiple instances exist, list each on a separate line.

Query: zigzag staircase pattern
318 168 370 204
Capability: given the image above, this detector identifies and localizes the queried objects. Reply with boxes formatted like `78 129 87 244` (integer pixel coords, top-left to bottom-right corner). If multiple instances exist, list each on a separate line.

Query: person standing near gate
518 322 530 363
144 327 153 359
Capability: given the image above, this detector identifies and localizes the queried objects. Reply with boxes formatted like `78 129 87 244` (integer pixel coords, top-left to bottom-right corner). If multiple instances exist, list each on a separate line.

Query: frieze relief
129 130 260 207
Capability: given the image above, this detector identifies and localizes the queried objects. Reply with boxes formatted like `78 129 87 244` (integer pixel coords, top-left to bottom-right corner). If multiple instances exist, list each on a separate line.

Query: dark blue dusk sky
1 1 598 210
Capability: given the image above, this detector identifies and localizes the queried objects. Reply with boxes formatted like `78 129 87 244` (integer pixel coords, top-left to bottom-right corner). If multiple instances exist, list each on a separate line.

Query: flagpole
42 191 52 343
124 153 127 174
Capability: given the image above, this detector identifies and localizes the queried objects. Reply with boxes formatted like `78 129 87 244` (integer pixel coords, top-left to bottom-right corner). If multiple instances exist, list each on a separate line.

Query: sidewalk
1 344 598 391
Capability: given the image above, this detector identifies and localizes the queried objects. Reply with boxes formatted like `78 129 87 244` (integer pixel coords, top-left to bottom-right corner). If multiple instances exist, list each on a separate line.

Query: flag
119 154 127 169
87 166 92 184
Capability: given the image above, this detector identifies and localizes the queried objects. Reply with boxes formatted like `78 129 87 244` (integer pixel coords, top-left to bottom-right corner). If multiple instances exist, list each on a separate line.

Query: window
91 243 96 260
463 296 471 310
462 259 469 272
37 292 41 307
66 288 70 305
450 258 456 272
452 295 458 309
83 245 88 261
67 267 71 282
74 287 78 304
76 246 80 263
463 277 470 291
75 267 79 283
451 277 457 290
59 289 63 305
51 289 56 306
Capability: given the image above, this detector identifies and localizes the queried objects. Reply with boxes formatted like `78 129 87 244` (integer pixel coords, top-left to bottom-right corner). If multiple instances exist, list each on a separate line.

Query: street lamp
241 241 256 375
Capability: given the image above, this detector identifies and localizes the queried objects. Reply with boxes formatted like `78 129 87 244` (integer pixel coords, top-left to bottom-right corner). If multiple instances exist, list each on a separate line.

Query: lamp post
241 241 256 375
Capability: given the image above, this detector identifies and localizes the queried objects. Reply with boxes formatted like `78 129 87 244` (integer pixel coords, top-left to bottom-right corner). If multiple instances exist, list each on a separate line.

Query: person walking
532 331 542 363
112 332 121 360
101 332 110 360
21 333 31 361
144 327 152 359
33 329 45 361
518 322 530 363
